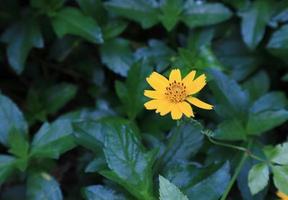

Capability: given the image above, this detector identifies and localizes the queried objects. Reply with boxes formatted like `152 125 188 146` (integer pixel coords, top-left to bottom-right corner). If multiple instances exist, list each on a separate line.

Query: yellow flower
144 69 213 120
277 191 288 200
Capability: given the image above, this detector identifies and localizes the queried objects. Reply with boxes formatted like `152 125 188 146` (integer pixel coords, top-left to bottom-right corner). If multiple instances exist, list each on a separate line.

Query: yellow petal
178 102 194 117
187 74 206 95
187 97 213 110
171 105 183 120
183 70 196 88
144 99 163 110
156 101 172 116
169 69 182 82
144 90 164 99
277 191 288 200
146 72 169 90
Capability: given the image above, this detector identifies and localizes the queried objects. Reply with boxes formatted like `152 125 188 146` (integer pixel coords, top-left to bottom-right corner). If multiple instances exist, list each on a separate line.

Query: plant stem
220 139 253 200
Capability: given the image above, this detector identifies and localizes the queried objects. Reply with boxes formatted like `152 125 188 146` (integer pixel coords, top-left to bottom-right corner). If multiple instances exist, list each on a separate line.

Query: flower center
165 81 187 103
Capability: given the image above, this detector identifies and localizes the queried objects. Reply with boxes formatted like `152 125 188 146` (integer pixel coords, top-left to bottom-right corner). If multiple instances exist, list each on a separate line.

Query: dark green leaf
115 62 152 119
76 0 106 23
209 69 250 119
51 7 103 43
267 24 288 63
1 18 43 74
30 0 65 12
182 1 232 28
30 119 75 159
102 20 128 40
27 172 63 200
0 155 16 184
264 142 288 165
185 162 230 200
83 185 126 200
100 118 155 200
162 121 203 168
105 0 159 28
247 110 288 136
100 38 133 76
0 93 28 146
272 165 288 195
240 0 273 49
214 119 247 141
248 163 269 195
8 127 29 159
159 175 189 200
159 0 183 31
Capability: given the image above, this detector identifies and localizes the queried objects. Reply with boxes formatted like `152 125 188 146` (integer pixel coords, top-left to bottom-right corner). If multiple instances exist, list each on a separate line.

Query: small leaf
51 7 103 43
102 20 128 40
240 0 273 49
248 163 269 195
182 1 232 28
105 0 159 28
30 0 65 13
159 175 189 200
30 119 75 159
1 18 43 74
83 185 126 200
272 165 288 195
27 172 63 200
0 93 28 146
0 155 16 184
100 38 133 76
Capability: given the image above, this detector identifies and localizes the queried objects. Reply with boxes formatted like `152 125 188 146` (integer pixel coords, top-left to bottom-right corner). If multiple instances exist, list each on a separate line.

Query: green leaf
272 165 288 195
100 38 133 76
246 110 288 136
30 119 75 159
51 7 103 43
264 142 288 165
27 172 63 200
83 185 126 200
100 118 155 200
248 163 269 195
267 24 288 63
182 1 232 28
240 0 273 49
134 39 175 72
105 0 159 28
73 121 105 153
209 69 250 119
162 121 204 168
0 93 28 146
214 119 247 141
159 0 183 31
115 62 152 119
102 20 128 40
76 0 106 23
30 0 65 13
185 162 230 200
159 175 189 200
8 127 29 158
249 92 287 113
0 155 16 184
243 71 270 101
1 18 43 74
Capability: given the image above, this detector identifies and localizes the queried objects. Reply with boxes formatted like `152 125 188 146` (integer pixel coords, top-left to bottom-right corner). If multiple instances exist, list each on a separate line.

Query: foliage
0 0 288 199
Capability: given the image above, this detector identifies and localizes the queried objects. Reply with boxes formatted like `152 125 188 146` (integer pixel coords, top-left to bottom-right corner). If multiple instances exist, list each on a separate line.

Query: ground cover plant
0 0 288 199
